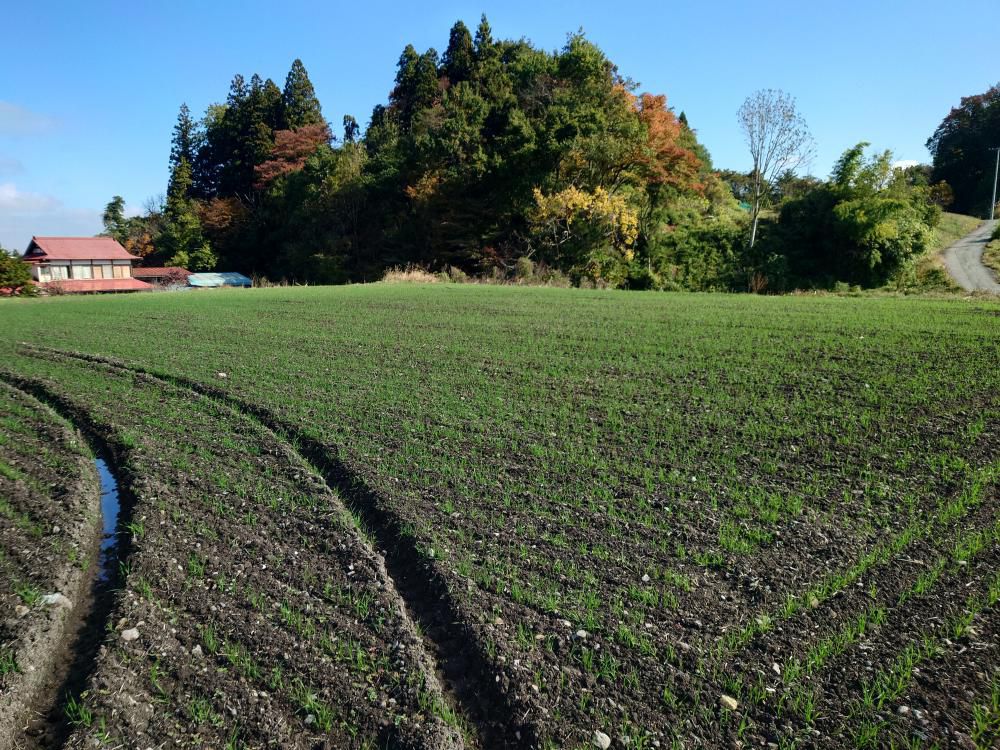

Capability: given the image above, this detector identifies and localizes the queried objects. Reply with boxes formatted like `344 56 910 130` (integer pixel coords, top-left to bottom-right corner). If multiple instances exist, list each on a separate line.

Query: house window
113 265 126 279
38 266 51 282
49 265 69 281
94 265 108 279
73 265 93 279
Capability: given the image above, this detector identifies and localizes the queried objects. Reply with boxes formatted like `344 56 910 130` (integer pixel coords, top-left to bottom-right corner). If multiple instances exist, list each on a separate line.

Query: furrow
0 375 133 750
19 343 531 749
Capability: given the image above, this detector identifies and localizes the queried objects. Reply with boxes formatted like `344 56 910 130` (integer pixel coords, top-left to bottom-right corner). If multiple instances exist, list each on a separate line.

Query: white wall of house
35 261 132 282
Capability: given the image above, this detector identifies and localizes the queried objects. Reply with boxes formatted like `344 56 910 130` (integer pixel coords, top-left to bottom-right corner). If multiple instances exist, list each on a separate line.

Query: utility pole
991 147 1000 220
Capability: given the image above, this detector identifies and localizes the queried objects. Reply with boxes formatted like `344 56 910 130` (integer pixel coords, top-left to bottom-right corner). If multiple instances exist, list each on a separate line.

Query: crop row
1 285 998 747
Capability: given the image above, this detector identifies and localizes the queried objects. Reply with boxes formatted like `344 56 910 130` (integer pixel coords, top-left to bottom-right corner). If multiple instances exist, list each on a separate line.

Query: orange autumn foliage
630 92 703 193
199 196 247 234
255 124 331 188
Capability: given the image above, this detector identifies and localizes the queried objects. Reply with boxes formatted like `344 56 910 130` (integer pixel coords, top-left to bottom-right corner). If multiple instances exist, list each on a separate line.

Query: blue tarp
187 272 252 288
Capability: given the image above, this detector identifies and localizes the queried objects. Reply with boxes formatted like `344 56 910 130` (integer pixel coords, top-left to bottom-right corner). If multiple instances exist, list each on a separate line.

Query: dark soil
4 342 1000 750
0 381 102 750
1 363 462 750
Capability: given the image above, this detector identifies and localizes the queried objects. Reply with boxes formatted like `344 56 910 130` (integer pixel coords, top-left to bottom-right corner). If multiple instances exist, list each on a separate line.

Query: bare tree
738 89 814 247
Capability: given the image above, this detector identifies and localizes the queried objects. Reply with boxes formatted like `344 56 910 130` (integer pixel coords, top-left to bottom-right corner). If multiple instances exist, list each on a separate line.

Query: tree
738 89 814 247
282 59 324 129
529 186 639 284
255 123 332 187
926 84 1000 216
102 195 129 242
474 14 494 59
768 142 939 287
170 103 197 174
154 36 755 288
343 115 360 143
390 45 441 132
443 21 475 84
0 247 34 295
157 158 217 271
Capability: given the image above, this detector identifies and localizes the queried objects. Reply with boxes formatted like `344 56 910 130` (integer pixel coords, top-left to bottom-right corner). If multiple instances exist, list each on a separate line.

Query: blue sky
1 0 997 250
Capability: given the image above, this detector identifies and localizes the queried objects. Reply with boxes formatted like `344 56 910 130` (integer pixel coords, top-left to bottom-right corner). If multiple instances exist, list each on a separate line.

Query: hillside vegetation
92 16 959 294
0 286 998 748
889 211 981 292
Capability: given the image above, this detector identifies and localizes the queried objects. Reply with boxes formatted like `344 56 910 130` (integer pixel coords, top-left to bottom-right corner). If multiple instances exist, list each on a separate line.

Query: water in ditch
94 456 121 582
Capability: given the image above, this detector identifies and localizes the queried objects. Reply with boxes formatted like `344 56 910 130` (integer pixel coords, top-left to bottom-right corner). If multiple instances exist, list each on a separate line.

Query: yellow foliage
531 186 639 249
405 172 442 203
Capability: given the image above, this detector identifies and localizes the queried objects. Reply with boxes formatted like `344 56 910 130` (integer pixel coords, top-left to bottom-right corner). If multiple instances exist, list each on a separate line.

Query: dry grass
380 265 441 284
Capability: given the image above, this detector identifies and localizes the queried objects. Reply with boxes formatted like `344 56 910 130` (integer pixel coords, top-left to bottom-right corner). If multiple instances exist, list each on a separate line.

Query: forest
94 17 985 292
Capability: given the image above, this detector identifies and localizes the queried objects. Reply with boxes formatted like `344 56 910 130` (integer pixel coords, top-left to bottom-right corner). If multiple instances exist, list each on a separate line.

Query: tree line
92 19 992 292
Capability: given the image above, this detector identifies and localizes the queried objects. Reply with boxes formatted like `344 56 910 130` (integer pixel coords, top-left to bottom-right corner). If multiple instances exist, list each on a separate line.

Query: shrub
0 250 36 297
625 265 661 290
381 265 440 284
514 256 535 281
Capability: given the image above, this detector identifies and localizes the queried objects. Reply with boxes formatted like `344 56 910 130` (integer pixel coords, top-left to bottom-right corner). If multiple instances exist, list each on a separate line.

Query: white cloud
0 182 61 213
0 183 102 252
0 102 58 136
891 159 919 171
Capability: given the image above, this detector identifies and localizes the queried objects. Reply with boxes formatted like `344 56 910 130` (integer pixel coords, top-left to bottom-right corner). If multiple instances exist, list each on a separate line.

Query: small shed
133 266 191 286
187 272 252 288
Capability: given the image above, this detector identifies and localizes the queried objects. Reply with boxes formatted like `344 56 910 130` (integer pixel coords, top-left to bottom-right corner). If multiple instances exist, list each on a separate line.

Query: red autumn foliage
199 196 247 233
255 124 331 188
632 93 702 192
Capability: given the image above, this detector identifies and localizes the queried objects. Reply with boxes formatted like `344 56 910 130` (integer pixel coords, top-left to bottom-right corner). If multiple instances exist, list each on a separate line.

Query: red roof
24 236 139 261
132 266 190 278
42 278 152 293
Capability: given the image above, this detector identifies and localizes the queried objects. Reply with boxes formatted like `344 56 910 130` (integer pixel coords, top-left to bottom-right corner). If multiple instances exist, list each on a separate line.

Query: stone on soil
41 592 72 608
592 729 612 749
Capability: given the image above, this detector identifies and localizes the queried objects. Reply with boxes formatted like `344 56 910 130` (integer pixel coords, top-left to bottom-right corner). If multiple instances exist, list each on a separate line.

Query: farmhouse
21 236 151 293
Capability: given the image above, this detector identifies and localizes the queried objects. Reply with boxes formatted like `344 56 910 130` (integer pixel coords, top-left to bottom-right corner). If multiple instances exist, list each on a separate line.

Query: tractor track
15 343 535 750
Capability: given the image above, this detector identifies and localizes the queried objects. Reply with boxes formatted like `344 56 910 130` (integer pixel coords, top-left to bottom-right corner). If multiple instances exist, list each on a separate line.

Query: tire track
16 343 534 749
3 360 464 749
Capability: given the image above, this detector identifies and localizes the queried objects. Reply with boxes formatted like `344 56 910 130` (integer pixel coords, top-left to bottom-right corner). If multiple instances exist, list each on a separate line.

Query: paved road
943 219 1000 293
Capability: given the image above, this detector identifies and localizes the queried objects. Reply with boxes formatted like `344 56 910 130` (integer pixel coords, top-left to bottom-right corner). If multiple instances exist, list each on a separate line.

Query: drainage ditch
94 456 122 584
0 374 132 749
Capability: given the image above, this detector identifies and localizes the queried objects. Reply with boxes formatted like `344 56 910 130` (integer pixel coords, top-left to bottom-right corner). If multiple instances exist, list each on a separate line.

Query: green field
1 285 999 749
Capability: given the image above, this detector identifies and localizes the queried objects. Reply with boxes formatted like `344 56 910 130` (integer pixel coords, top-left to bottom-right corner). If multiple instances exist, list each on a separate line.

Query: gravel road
943 219 1000 293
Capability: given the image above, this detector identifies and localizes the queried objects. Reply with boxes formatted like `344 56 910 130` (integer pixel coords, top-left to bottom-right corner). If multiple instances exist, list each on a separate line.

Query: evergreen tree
442 21 474 84
158 158 217 271
170 103 197 173
390 45 421 128
343 115 360 143
413 50 440 113
102 195 128 242
474 14 494 59
154 34 746 287
390 45 439 131
282 59 324 128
